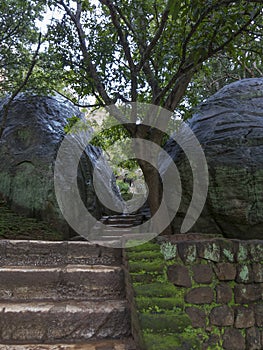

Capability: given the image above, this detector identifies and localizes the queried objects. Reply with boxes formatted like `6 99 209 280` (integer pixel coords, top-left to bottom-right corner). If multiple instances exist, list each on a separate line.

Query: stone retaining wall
123 236 263 350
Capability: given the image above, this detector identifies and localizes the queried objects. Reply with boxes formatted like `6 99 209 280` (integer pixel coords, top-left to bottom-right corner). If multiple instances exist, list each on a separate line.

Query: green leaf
167 0 182 21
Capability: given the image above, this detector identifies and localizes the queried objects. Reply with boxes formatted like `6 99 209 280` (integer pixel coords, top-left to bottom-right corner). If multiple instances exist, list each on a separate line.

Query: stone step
0 265 124 301
0 240 122 267
0 338 137 349
106 224 135 228
0 300 130 342
101 215 143 221
106 219 141 225
91 226 134 233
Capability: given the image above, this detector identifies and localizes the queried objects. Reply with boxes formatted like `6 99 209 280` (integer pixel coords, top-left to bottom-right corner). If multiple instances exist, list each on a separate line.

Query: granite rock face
0 94 123 238
163 78 263 239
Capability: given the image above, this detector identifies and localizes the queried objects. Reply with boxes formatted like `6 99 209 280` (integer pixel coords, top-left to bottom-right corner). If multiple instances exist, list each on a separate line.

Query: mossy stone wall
123 236 263 350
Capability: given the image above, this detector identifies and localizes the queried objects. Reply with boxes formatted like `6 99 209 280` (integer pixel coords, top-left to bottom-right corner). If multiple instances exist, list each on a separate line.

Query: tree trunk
137 158 172 236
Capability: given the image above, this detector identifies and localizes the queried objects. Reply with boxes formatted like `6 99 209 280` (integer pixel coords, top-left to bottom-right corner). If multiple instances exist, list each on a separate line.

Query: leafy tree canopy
44 0 263 117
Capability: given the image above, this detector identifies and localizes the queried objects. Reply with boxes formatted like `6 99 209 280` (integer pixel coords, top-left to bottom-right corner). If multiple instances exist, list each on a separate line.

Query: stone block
192 264 213 284
236 264 253 283
202 334 220 350
254 304 263 327
246 327 262 350
167 265 192 288
234 241 249 262
5 241 68 266
216 283 233 303
222 328 245 350
220 239 235 262
197 241 221 262
234 306 255 328
234 284 262 304
253 263 263 283
177 242 197 263
185 287 214 304
185 307 206 328
249 242 263 263
209 305 234 326
0 240 6 265
214 263 236 281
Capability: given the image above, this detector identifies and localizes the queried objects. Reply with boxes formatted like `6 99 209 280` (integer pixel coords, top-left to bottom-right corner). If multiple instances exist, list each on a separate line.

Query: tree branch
136 7 170 72
155 6 261 109
54 89 104 108
58 0 113 106
0 33 42 138
99 0 138 101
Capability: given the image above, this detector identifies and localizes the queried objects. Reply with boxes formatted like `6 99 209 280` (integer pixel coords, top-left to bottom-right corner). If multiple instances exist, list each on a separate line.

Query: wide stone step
0 265 124 301
0 300 130 342
0 338 137 349
0 240 122 266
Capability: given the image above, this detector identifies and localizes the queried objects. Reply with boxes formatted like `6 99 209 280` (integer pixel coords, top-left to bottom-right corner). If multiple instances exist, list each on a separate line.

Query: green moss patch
143 332 201 350
127 241 160 252
140 312 191 332
126 250 164 261
0 200 63 241
128 259 165 273
134 282 179 298
135 296 184 312
143 332 181 350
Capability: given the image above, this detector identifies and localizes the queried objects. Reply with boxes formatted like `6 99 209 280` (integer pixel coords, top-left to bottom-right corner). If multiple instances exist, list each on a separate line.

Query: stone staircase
0 239 137 350
89 214 152 247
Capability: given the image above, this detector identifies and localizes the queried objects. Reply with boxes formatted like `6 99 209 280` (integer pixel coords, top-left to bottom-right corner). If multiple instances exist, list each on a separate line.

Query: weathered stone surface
0 265 124 301
253 264 263 283
185 306 206 328
249 242 263 262
216 283 233 303
234 241 249 262
162 78 263 239
192 264 213 284
0 94 123 238
197 241 221 262
209 305 234 326
246 327 262 350
236 264 254 283
202 334 220 350
254 304 263 327
185 287 214 304
177 242 198 263
234 306 255 328
0 340 137 350
167 265 192 287
0 300 130 341
220 239 235 262
214 263 236 281
222 328 245 350
0 240 122 267
234 284 262 304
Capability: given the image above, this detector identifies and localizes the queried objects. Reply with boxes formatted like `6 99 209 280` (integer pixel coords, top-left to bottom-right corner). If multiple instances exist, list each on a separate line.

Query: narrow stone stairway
0 240 137 350
90 214 148 246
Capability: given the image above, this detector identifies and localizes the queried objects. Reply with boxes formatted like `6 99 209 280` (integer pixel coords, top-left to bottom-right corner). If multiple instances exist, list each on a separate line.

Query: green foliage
63 115 81 133
0 0 48 96
1 0 262 113
116 179 133 201
41 0 262 117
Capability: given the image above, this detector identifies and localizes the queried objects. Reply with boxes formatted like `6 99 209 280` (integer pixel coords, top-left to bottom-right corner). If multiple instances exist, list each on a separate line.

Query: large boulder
0 94 122 238
163 78 263 239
